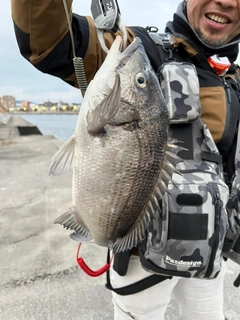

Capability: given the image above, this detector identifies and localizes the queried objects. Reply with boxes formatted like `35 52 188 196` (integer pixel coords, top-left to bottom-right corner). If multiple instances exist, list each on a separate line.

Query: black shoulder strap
147 32 175 63
105 249 171 295
148 30 214 72
106 271 170 296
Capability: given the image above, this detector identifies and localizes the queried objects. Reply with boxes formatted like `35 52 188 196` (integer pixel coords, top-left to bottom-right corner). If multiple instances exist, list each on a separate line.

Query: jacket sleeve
11 0 135 87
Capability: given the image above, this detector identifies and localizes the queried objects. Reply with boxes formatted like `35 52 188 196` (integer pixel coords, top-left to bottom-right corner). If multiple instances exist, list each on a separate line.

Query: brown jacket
11 0 240 156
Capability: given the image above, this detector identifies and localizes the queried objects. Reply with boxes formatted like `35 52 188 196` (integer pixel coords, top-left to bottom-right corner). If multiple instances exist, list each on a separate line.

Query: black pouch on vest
113 250 131 276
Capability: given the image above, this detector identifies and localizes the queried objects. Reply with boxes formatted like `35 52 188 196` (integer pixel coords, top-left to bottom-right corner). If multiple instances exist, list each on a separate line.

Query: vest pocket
168 212 208 241
142 164 229 279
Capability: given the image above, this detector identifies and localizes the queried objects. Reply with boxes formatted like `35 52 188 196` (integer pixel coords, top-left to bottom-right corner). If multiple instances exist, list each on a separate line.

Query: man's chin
196 28 228 47
202 37 226 47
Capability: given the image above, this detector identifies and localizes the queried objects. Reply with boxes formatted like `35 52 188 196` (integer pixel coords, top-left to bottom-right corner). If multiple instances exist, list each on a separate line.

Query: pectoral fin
49 136 75 176
87 74 121 134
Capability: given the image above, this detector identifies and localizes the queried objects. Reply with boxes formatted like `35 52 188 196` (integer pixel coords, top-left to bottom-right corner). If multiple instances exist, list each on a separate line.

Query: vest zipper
222 77 232 104
205 192 221 278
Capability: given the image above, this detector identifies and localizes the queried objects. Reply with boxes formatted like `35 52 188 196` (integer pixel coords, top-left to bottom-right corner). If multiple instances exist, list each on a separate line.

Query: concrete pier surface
0 133 240 320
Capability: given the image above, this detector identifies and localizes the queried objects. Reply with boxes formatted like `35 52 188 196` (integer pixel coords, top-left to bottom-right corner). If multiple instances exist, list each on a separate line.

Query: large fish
50 35 181 253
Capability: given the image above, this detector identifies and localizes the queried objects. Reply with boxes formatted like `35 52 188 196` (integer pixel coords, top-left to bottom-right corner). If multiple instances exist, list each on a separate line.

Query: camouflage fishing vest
223 130 240 266
107 33 240 294
139 61 231 279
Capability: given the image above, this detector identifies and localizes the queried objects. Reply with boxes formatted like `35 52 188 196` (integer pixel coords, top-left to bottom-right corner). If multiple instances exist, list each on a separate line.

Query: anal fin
54 207 92 242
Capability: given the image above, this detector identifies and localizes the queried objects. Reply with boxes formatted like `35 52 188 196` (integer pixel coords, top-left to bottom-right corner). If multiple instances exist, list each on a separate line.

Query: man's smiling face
185 0 240 46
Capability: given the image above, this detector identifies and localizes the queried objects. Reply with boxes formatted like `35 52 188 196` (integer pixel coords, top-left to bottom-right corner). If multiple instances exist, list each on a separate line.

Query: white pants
110 255 226 320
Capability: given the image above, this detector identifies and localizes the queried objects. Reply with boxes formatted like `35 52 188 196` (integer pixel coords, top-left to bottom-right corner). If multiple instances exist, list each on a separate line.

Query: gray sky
0 1 181 104
1 1 239 104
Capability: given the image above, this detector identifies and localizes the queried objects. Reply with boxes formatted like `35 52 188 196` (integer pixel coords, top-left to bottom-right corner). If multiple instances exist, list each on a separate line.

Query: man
11 0 240 319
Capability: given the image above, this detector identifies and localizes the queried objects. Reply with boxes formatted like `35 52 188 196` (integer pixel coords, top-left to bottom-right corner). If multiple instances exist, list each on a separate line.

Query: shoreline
10 112 79 115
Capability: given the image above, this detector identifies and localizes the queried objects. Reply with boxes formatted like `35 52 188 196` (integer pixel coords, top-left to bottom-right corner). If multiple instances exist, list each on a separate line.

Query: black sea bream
50 36 181 252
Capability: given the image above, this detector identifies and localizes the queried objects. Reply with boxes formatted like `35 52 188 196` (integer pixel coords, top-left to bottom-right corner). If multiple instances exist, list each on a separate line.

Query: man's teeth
207 14 228 24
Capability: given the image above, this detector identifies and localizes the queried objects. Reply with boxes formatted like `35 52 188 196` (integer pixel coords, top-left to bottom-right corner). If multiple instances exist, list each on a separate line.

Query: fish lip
114 36 142 71
118 36 142 55
205 12 232 24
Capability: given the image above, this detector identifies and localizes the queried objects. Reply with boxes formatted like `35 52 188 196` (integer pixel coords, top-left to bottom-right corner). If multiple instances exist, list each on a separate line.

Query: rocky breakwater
0 113 42 140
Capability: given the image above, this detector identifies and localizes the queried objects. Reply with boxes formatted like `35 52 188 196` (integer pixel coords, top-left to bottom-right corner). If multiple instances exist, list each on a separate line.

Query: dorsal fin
111 139 184 253
157 140 185 195
112 196 159 253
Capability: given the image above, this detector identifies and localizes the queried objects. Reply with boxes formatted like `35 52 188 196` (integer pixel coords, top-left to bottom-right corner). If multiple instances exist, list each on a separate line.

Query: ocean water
19 114 78 141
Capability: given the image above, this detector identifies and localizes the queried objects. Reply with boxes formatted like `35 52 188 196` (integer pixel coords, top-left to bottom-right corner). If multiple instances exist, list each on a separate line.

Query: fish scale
50 35 182 252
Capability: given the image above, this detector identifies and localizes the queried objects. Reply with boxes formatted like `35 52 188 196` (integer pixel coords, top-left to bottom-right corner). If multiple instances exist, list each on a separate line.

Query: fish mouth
117 36 142 55
115 36 143 72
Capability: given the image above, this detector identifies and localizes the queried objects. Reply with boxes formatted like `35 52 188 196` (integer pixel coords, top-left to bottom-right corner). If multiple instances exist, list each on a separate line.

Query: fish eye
135 73 147 88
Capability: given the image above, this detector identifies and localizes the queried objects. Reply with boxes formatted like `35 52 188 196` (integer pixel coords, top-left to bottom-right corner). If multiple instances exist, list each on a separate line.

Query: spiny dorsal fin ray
49 135 75 176
161 169 178 190
165 150 182 164
151 194 160 208
157 139 184 195
154 186 163 200
54 208 92 242
166 140 187 153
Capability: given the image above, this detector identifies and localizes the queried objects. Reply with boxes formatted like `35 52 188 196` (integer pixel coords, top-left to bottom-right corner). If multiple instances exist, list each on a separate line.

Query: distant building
1 96 81 113
44 100 54 108
0 104 7 113
22 101 30 111
0 96 16 110
43 100 58 111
